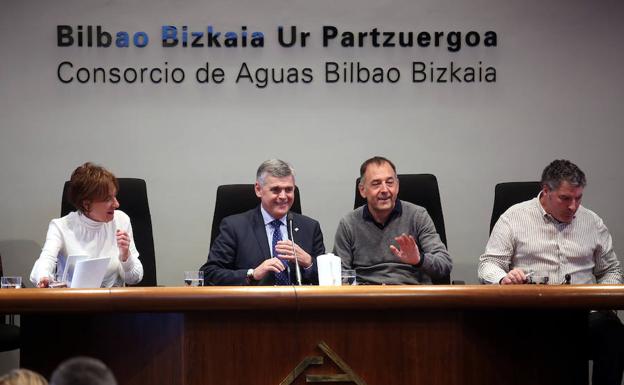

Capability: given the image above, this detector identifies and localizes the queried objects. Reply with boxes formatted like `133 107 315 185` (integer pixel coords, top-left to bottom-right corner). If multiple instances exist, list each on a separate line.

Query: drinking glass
1 276 22 289
184 271 204 287
341 269 357 286
49 271 68 288
526 270 550 285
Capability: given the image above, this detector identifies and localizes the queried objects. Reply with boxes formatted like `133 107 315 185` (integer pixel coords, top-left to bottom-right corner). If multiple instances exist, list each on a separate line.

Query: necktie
270 219 290 285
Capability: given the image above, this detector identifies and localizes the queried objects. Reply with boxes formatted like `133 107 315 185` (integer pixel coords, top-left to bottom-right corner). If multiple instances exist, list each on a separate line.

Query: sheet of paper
62 254 90 283
70 256 110 288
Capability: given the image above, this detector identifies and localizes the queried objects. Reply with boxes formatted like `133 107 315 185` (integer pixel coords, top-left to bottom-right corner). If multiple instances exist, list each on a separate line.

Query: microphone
287 212 302 286
562 274 571 285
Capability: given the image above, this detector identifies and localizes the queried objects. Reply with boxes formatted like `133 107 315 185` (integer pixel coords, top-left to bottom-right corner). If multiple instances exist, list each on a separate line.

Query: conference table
2 285 624 385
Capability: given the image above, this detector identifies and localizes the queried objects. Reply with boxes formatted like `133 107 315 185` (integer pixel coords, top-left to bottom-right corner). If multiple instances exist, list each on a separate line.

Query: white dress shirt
479 194 622 285
260 206 287 257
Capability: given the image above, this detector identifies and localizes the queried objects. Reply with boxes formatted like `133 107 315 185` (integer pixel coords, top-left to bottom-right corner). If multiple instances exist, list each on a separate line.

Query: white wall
1 0 623 290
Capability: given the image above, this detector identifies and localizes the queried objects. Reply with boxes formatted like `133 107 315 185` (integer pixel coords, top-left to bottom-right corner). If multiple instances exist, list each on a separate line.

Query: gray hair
540 159 586 190
50 357 117 385
256 159 295 186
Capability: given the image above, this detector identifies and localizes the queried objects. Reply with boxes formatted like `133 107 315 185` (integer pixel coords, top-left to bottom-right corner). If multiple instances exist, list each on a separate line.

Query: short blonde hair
0 369 48 385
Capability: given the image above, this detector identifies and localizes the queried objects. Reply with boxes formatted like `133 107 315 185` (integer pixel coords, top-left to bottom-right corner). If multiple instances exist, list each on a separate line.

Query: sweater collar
362 200 402 229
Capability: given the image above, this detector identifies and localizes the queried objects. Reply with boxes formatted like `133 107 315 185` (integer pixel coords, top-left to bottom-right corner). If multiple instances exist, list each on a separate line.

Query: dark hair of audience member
49 357 117 385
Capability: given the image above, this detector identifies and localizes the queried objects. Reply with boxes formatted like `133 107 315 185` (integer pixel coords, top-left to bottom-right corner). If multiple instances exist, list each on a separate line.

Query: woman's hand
116 229 130 262
37 276 50 288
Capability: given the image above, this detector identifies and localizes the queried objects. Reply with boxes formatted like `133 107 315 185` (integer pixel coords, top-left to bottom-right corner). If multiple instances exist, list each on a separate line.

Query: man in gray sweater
333 156 452 284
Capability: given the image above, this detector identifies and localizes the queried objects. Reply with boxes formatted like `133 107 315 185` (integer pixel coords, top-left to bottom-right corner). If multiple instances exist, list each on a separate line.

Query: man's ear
254 182 262 198
541 184 550 196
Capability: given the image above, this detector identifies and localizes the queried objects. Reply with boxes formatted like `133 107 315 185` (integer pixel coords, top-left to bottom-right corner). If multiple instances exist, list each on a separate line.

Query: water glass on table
525 270 550 285
49 272 68 288
184 271 204 287
341 269 357 286
1 276 22 289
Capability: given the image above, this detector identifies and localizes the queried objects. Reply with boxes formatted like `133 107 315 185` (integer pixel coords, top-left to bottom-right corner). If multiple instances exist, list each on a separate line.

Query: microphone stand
288 213 302 286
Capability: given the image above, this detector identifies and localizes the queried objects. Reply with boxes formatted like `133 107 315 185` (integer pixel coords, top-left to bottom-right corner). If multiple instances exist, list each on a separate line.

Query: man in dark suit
201 159 325 285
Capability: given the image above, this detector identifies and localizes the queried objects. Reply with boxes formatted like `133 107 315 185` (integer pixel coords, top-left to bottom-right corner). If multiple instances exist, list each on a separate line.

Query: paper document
65 256 110 288
62 255 89 283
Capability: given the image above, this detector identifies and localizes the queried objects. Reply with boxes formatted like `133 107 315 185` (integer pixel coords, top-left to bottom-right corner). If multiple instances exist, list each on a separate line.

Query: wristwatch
246 268 255 284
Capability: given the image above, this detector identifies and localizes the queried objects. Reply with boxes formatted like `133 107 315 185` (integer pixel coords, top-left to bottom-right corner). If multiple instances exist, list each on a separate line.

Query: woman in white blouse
30 162 143 288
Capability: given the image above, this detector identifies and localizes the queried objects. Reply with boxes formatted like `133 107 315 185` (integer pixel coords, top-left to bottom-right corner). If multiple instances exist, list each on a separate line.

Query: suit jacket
201 206 325 285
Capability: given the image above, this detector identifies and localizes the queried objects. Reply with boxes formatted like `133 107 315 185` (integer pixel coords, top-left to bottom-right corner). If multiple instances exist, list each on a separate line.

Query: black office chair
210 184 302 247
0 254 20 352
489 181 542 234
354 174 451 284
355 174 447 247
61 178 157 286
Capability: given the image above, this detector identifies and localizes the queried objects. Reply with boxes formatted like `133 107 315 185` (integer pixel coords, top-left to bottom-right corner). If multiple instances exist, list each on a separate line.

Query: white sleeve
478 216 514 284
119 216 143 285
30 221 63 286
593 217 622 284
